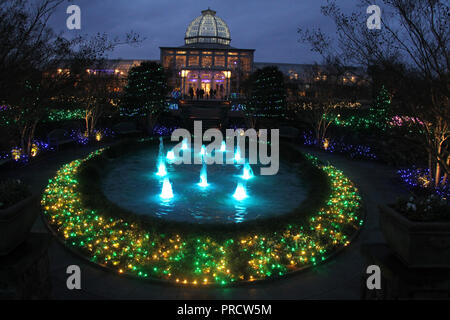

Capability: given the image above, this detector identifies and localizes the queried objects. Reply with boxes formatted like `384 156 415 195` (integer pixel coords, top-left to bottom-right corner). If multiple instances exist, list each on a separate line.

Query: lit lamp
181 70 188 98
224 71 231 99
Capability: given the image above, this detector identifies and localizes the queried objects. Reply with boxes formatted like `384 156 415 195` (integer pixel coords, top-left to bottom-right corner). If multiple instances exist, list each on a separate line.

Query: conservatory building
160 9 255 99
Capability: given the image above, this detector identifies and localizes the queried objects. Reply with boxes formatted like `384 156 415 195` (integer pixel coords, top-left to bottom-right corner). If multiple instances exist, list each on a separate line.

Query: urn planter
379 205 450 268
0 195 39 256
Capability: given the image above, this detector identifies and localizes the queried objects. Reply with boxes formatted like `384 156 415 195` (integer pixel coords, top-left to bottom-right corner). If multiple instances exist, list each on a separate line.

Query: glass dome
185 9 231 46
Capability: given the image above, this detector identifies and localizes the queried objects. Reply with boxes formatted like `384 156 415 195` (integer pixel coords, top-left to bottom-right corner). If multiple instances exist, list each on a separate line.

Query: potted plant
0 179 38 256
379 194 450 268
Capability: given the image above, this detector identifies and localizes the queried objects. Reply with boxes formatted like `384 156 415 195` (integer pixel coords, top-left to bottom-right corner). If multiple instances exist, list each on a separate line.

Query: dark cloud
50 0 360 64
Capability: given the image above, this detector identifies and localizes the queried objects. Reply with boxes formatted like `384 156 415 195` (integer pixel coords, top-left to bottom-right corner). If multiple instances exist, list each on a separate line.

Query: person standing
189 87 194 100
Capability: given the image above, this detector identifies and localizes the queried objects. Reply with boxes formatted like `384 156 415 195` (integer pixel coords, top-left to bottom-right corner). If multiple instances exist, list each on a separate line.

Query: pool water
102 148 308 224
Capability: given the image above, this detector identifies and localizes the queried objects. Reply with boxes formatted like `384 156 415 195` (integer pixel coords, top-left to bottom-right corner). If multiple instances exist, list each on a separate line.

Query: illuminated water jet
160 178 174 199
241 163 254 180
200 145 206 157
167 150 175 161
234 148 241 162
156 160 167 177
158 137 164 156
220 141 226 152
233 183 248 201
181 139 188 151
198 161 209 188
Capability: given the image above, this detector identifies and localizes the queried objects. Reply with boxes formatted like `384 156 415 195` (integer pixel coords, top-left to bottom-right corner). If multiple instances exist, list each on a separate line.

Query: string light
41 149 362 285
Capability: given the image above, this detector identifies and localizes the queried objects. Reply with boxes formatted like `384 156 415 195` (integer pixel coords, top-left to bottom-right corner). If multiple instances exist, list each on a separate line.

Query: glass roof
185 9 231 46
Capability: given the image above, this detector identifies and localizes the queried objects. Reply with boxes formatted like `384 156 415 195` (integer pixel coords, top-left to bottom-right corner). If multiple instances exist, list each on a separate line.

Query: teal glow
241 163 254 180
198 161 209 188
156 161 167 177
167 150 175 161
234 149 241 162
181 139 188 151
160 178 174 199
200 145 206 157
220 141 226 152
233 183 248 201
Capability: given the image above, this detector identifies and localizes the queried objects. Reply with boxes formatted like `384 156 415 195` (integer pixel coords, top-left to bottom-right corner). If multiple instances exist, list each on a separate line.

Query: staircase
180 100 230 132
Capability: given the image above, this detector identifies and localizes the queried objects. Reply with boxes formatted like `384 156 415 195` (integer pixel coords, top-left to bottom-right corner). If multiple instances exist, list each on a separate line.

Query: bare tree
300 0 449 187
0 0 142 156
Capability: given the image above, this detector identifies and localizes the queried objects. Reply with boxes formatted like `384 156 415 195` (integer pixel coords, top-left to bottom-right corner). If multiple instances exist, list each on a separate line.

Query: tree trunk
443 156 450 185
147 113 159 135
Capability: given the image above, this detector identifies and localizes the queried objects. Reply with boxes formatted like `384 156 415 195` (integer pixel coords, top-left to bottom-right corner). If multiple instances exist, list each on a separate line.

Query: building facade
160 9 254 99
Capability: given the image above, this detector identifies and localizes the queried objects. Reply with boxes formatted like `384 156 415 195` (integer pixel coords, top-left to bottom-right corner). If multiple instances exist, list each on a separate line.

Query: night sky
49 0 360 64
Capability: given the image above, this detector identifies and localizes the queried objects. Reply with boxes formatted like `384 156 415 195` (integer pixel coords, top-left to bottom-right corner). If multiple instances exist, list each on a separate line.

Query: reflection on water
234 203 247 223
102 147 308 224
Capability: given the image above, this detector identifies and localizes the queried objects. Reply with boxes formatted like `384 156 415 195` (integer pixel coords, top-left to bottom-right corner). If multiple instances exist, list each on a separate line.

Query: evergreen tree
245 66 286 127
368 85 391 132
121 62 169 130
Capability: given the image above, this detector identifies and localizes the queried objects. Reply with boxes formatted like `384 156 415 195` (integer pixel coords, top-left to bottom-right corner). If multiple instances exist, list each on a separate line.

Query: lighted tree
121 62 169 133
300 0 449 188
367 86 391 132
72 67 121 137
245 66 286 128
297 98 360 148
0 0 141 155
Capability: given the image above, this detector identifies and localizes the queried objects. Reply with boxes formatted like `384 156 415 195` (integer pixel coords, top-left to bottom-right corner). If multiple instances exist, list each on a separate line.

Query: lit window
201 56 213 68
188 56 199 67
214 56 225 67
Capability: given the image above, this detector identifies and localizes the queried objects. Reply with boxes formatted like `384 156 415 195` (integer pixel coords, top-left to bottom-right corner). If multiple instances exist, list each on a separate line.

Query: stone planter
0 195 39 256
379 205 450 268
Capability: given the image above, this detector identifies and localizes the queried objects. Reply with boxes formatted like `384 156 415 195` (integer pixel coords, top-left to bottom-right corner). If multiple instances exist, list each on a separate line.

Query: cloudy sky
49 0 361 64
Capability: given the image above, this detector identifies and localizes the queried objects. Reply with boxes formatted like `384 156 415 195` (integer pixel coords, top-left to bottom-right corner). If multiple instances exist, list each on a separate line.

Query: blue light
241 163 254 180
167 150 175 161
233 183 248 201
160 178 174 199
220 141 226 152
156 161 167 177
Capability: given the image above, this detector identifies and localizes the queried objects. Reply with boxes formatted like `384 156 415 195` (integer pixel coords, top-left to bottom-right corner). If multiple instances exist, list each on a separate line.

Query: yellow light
95 131 102 142
31 143 39 157
11 148 21 161
323 139 330 150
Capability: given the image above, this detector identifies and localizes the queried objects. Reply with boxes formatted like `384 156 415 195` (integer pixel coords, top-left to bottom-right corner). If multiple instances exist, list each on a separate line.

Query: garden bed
41 138 363 286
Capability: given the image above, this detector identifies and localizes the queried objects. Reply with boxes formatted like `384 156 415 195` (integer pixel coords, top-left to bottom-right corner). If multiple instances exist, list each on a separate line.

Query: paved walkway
1 144 408 299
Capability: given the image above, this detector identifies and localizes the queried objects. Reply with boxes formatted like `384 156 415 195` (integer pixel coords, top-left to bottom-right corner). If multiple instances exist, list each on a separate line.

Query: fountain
160 178 174 199
158 137 164 156
220 141 226 152
156 160 167 177
200 145 207 157
241 163 254 180
103 143 309 224
167 150 175 162
233 183 248 201
198 160 209 188
234 148 242 162
181 139 188 151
